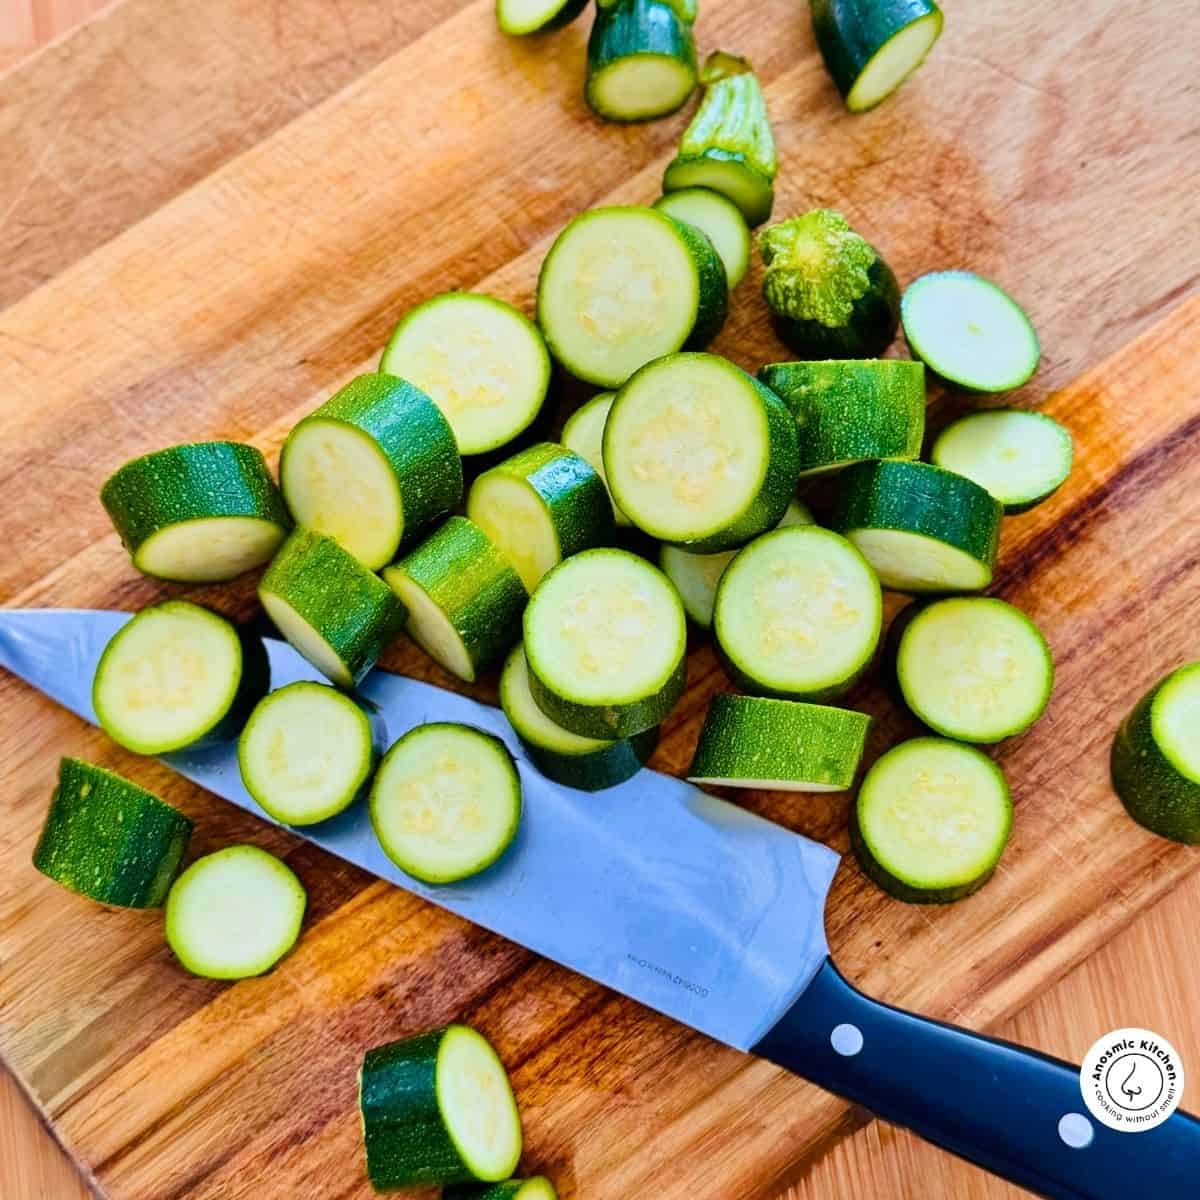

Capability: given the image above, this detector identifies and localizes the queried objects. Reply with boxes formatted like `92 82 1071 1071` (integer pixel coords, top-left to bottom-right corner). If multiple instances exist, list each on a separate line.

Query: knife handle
753 957 1200 1199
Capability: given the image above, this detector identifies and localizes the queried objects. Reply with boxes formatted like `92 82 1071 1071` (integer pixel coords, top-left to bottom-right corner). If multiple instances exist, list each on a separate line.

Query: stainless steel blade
0 608 838 1050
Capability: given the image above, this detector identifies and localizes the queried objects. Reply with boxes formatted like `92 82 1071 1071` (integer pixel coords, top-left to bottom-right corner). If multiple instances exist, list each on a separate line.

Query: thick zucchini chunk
101 441 290 583
497 0 587 36
895 597 1053 742
603 353 799 551
812 0 944 112
383 517 527 683
561 392 631 526
369 723 522 884
931 409 1072 513
536 205 727 388
1111 663 1200 844
501 646 657 791
359 1024 522 1190
902 270 1040 392
852 737 1012 903
238 682 382 825
654 187 751 286
524 548 686 738
93 600 269 755
280 373 462 569
832 460 1003 593
380 292 551 456
688 694 871 792
585 0 697 123
662 52 777 226
445 1178 558 1200
659 498 812 629
259 528 407 688
165 845 307 978
759 209 900 358
33 757 192 908
713 525 882 700
467 442 615 591
758 359 925 475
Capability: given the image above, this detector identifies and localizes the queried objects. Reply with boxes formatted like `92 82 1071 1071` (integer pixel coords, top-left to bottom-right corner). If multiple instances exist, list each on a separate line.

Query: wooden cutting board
1 1 1198 1197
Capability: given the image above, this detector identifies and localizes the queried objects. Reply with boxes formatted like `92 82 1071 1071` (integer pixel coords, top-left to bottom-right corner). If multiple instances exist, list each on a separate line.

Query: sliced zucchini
93 600 269 755
497 0 587 36
832 460 1003 593
713 525 882 700
759 208 900 358
165 845 307 978
445 1178 558 1200
895 597 1053 743
33 757 192 908
603 353 799 551
380 293 551 456
369 723 522 884
661 52 777 226
653 187 751 287
467 442 615 591
585 0 697 123
536 205 727 388
931 409 1073 513
901 271 1040 392
758 359 926 475
659 498 812 629
382 516 527 683
359 1024 522 1190
101 442 290 583
687 694 871 792
259 528 407 688
238 682 383 825
812 0 944 112
561 392 631 526
500 646 658 791
852 737 1012 903
1111 662 1200 844
523 548 686 738
279 373 462 569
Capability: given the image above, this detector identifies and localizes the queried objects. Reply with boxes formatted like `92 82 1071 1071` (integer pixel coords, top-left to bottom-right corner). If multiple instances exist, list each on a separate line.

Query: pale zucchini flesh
560 392 631 525
497 0 586 35
588 55 696 121
653 187 751 286
137 517 288 582
850 528 993 593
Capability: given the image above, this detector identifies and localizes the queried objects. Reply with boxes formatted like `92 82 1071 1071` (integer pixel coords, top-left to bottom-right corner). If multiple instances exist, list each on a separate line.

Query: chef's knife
1 608 1196 1197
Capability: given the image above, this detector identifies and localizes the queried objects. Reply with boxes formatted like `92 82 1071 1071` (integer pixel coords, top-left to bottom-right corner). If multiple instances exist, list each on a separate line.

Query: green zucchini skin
758 359 925 474
772 259 900 359
497 0 588 35
670 216 730 352
445 1180 558 1200
33 758 192 908
101 442 291 581
1111 664 1200 844
281 373 462 559
383 517 527 681
653 187 751 287
523 726 659 791
259 529 407 687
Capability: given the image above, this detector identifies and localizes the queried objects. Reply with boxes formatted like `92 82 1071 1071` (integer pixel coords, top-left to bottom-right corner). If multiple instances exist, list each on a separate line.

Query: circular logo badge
1080 1027 1184 1132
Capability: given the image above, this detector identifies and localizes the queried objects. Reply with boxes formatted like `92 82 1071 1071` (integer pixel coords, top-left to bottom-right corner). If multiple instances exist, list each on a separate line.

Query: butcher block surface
1 0 1198 1197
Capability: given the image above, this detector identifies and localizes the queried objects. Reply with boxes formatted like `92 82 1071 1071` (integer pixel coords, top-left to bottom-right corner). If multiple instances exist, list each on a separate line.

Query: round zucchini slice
165 845 307 978
445 1177 558 1200
603 353 799 551
687 694 871 792
901 270 1040 392
497 0 587 36
713 525 882 700
831 459 1003 593
852 738 1012 903
654 187 751 286
536 205 727 388
93 600 269 755
370 723 522 884
523 548 687 738
560 392 631 526
259 528 408 688
382 517 527 684
380 292 551 456
467 442 615 592
359 1024 522 1190
931 408 1073 513
238 682 382 825
895 597 1053 742
280 373 462 569
101 441 290 583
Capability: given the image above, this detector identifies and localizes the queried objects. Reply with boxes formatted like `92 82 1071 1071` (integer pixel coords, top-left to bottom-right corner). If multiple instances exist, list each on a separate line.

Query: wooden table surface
2 2 1198 1198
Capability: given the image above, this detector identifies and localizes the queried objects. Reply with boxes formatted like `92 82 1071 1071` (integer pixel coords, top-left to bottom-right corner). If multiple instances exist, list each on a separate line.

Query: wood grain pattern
0 0 1198 1197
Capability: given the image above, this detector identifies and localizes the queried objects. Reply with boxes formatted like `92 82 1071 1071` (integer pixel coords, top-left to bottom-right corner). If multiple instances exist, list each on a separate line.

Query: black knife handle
752 957 1200 1198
